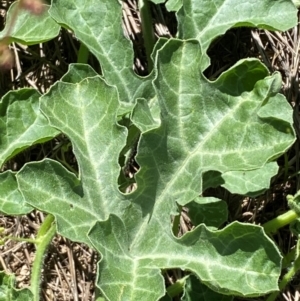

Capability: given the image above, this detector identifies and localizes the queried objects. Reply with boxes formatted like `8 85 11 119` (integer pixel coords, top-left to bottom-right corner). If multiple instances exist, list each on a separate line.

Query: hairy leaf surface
0 89 59 167
0 171 31 215
178 0 297 69
8 0 298 300
0 2 60 44
17 77 127 246
49 0 153 103
17 39 294 299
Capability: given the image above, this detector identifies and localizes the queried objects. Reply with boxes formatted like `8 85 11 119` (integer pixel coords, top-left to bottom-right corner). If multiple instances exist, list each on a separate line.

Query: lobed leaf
177 0 297 69
11 0 299 300
0 2 60 45
49 0 154 103
0 89 59 167
16 38 294 299
90 216 281 300
90 39 292 299
17 76 128 246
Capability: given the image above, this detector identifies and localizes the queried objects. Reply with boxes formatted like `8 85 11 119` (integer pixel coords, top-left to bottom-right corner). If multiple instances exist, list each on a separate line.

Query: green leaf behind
0 2 60 44
0 89 59 167
185 197 227 229
182 275 233 301
0 171 31 215
0 271 33 301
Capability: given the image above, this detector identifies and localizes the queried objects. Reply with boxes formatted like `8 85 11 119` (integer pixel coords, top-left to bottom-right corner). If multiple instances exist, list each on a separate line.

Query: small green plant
0 0 299 300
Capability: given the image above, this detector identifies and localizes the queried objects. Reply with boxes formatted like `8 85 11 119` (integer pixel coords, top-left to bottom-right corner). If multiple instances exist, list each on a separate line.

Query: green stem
77 42 89 64
138 0 155 72
267 250 300 301
282 248 296 269
263 209 299 234
31 214 56 301
4 236 37 244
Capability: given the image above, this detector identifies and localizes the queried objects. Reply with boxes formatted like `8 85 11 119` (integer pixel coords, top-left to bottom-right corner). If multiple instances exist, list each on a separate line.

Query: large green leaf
151 40 294 179
87 40 290 300
90 217 281 300
17 76 128 246
49 0 153 103
14 0 298 299
0 2 60 44
178 0 297 69
17 39 294 299
0 89 59 167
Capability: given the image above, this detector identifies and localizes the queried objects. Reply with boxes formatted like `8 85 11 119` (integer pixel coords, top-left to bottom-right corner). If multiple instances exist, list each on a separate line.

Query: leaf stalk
263 209 299 234
31 214 56 301
267 239 300 301
138 0 155 72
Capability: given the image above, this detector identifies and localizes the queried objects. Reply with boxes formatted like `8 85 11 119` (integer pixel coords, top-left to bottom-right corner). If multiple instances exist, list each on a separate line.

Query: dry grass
0 1 300 300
